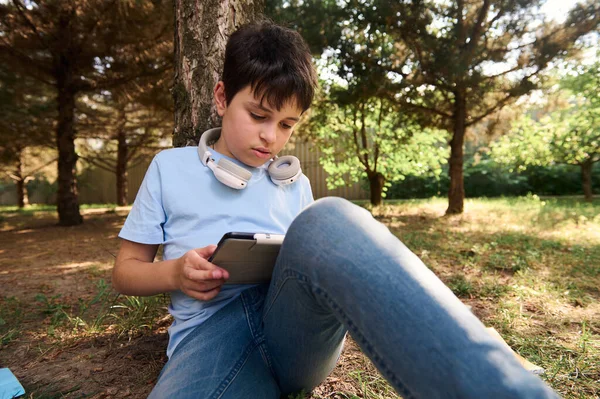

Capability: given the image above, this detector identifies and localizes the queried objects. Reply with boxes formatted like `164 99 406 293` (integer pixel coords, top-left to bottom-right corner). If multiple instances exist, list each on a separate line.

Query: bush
387 158 600 199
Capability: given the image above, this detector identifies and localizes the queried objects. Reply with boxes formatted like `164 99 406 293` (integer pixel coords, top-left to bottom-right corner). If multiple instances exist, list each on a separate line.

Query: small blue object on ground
0 368 25 399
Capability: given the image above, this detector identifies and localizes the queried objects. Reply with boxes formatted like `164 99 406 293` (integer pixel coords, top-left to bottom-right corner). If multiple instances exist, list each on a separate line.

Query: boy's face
213 82 303 168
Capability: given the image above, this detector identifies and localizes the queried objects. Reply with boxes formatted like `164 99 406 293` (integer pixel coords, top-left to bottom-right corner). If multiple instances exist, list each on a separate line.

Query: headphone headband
198 128 222 166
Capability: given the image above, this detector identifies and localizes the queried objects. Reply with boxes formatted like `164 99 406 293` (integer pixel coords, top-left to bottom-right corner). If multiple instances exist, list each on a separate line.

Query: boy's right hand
175 245 230 301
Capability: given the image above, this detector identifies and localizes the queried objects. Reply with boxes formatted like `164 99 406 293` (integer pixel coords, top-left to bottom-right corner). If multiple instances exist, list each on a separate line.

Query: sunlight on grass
359 196 599 399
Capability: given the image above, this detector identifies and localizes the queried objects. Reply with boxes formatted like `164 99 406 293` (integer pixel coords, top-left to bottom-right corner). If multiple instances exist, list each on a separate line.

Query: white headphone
198 128 302 190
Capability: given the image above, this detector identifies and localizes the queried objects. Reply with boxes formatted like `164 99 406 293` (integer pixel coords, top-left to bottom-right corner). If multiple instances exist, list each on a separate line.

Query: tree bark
15 153 29 208
16 178 25 208
56 81 83 225
447 89 467 214
116 123 129 206
173 0 265 147
581 161 593 202
368 171 385 206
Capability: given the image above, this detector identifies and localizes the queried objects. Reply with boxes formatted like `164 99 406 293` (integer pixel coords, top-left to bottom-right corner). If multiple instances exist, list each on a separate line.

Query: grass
109 294 170 337
1 195 599 398
20 279 168 343
357 195 600 399
0 296 24 347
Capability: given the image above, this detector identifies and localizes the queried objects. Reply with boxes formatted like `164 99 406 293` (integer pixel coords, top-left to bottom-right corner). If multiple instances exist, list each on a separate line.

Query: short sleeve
119 156 166 244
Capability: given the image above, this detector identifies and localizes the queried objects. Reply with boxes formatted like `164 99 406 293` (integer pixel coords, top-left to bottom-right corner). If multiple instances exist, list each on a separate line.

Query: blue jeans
149 197 559 399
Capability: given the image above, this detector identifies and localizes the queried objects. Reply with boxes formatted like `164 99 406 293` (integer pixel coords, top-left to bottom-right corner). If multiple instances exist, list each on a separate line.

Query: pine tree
1 0 172 224
0 63 56 208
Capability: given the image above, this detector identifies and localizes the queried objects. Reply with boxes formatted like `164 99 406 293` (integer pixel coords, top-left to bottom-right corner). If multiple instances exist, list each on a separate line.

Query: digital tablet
208 232 285 284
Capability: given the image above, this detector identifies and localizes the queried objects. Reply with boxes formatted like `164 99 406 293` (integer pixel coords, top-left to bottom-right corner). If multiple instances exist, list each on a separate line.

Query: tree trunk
15 153 29 208
173 0 265 147
56 83 83 226
16 179 26 208
446 89 467 215
368 171 385 206
116 125 129 206
581 161 593 202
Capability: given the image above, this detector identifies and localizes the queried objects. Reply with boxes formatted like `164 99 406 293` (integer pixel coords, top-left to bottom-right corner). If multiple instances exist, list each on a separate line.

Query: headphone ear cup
269 156 301 186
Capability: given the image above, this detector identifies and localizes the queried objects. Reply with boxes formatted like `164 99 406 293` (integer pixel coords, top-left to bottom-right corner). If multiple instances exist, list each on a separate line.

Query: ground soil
0 209 387 398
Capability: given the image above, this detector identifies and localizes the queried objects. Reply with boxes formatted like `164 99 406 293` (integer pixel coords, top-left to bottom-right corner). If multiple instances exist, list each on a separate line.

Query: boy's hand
175 245 230 301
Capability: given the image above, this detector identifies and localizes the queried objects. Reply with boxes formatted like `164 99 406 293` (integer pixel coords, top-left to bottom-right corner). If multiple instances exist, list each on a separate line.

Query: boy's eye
250 112 266 120
280 122 293 130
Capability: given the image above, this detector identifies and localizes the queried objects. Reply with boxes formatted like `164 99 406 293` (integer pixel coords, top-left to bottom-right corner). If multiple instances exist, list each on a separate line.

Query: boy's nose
260 124 277 144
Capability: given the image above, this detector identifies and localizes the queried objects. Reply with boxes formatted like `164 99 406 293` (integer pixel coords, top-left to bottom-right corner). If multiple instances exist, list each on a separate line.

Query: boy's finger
188 285 222 301
212 268 229 280
185 267 228 282
191 254 230 279
194 245 217 259
187 250 218 270
186 279 224 293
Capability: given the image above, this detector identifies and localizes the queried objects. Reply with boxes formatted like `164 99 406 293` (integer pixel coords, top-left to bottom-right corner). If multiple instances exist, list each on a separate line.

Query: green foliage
0 62 55 157
489 60 600 200
109 294 169 337
447 275 474 297
0 296 23 346
304 93 448 202
286 390 309 399
348 369 397 399
269 0 599 211
490 117 551 171
491 60 600 170
26 175 58 203
34 280 113 334
71 279 116 332
561 56 600 109
35 293 70 327
387 154 600 199
31 280 168 337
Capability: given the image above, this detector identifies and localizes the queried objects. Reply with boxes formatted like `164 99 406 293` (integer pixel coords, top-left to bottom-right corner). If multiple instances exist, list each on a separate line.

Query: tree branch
465 0 491 64
79 156 116 173
24 156 58 176
76 63 171 93
0 39 54 83
389 95 452 119
12 0 51 50
466 92 517 127
359 102 370 171
351 107 367 170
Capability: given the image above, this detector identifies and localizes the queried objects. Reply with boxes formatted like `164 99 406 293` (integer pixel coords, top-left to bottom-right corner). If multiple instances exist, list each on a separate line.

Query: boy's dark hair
222 21 317 112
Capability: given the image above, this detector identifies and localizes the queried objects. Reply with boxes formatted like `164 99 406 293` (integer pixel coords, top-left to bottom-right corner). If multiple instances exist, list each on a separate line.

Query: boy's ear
214 81 227 117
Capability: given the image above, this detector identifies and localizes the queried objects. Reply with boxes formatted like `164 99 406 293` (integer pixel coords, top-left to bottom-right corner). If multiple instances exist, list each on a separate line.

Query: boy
113 21 560 399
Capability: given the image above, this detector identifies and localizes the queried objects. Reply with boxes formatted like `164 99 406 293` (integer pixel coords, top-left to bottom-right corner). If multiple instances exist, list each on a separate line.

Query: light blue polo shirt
118 146 314 357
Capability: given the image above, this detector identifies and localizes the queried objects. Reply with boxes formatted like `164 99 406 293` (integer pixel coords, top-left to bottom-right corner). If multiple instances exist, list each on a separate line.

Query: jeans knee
293 197 368 230
283 197 383 269
286 196 403 261
282 198 349 265
305 197 353 216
